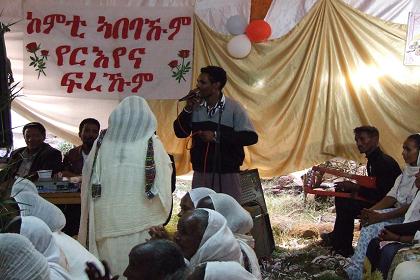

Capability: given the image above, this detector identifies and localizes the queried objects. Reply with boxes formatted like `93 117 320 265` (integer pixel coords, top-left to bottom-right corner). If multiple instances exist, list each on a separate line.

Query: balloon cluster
226 15 271 59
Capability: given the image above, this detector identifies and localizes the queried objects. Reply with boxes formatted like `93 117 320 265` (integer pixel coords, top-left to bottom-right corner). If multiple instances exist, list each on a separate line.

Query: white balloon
226 15 247 35
227 35 252 59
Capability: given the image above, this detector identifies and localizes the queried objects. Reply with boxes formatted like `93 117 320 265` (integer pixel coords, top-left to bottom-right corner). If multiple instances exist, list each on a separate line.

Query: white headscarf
204 261 258 280
237 240 262 279
53 232 104 280
10 177 38 195
388 144 420 207
0 233 50 280
190 209 242 267
79 96 172 250
12 178 66 232
189 187 216 207
20 216 72 280
208 193 253 234
400 147 420 223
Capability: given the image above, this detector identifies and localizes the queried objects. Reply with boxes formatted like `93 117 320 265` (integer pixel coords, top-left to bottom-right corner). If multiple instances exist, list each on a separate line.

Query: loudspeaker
240 169 275 259
239 169 268 213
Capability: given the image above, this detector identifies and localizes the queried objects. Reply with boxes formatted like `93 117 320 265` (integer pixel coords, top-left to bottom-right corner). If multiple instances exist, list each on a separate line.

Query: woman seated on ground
175 208 243 267
364 170 420 279
19 216 72 280
11 177 104 280
196 193 261 278
345 134 420 280
0 233 50 280
178 187 216 217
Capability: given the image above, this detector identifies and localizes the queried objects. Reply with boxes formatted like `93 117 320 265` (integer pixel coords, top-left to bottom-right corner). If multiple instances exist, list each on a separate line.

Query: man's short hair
407 134 420 149
353 126 379 138
22 122 46 138
131 240 186 276
79 118 100 133
200 66 227 90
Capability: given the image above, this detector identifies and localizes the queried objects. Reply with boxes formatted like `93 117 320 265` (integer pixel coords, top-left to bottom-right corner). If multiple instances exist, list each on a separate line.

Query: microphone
178 90 200 102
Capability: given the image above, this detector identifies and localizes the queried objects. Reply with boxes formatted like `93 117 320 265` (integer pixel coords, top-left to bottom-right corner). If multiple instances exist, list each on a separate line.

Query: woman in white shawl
175 208 242 267
79 96 173 278
178 187 216 217
12 177 66 232
20 216 72 280
11 178 104 279
189 261 257 280
196 193 261 279
0 233 50 280
346 134 420 280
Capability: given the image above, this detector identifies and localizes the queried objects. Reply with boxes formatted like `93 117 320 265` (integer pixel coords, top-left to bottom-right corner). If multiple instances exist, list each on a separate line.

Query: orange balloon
245 20 271 43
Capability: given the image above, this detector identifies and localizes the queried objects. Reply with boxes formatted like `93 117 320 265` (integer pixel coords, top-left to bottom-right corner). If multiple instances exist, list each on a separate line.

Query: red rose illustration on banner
26 42 48 79
168 60 179 69
178 50 190 58
169 49 191 83
26 42 39 53
41 50 49 57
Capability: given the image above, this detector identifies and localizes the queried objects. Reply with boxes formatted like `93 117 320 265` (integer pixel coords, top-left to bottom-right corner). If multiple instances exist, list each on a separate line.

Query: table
39 192 81 205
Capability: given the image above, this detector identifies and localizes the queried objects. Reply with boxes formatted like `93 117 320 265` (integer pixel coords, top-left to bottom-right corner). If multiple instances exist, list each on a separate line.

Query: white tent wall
266 0 420 39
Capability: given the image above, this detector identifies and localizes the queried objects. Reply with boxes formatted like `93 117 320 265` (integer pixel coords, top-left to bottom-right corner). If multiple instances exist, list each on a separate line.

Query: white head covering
189 187 216 207
190 209 242 267
388 143 420 207
12 179 66 232
400 146 420 223
79 97 172 259
204 261 257 280
11 177 38 195
0 233 50 280
20 216 72 280
53 232 104 280
237 240 261 278
207 193 253 234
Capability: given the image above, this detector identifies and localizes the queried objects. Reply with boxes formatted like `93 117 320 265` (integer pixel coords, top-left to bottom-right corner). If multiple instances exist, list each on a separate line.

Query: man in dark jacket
9 122 62 181
62 118 100 177
321 126 401 257
173 66 258 202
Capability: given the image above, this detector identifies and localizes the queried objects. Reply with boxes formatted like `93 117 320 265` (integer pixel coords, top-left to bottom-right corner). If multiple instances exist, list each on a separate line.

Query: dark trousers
331 197 372 255
366 237 409 279
58 204 81 237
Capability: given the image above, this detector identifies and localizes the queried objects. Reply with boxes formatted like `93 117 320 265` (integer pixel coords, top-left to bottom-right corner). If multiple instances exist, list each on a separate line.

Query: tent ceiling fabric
2 0 420 177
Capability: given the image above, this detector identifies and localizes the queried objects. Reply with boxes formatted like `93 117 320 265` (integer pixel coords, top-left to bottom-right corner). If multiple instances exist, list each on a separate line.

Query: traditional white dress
20 216 72 280
204 261 257 280
207 193 261 279
79 96 172 278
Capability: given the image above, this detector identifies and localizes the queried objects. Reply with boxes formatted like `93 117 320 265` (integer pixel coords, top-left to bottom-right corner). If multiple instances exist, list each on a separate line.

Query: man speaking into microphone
173 66 258 201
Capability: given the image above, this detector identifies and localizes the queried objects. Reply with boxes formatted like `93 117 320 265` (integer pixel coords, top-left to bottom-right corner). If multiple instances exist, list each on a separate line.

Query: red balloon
245 20 271 43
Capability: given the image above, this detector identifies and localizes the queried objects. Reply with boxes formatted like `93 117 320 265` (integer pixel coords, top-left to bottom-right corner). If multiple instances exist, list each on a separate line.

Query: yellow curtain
149 0 420 178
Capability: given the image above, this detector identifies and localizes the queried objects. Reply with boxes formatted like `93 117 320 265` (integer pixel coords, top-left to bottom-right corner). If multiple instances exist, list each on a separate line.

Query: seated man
62 118 100 177
9 122 62 181
321 126 401 257
60 118 100 236
85 239 188 280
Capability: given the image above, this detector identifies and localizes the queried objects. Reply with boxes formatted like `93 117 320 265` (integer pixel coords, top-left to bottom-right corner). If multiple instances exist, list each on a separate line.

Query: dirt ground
174 159 365 279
